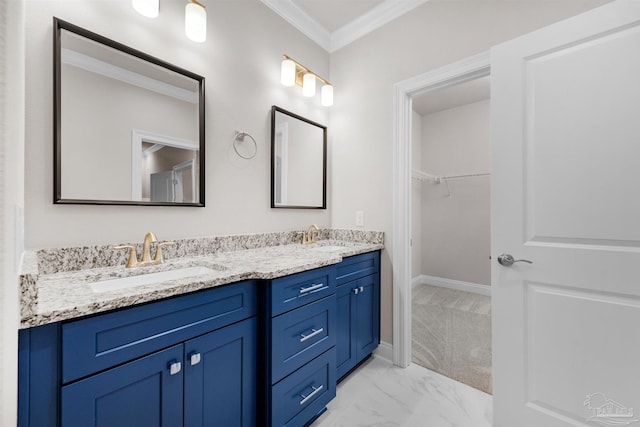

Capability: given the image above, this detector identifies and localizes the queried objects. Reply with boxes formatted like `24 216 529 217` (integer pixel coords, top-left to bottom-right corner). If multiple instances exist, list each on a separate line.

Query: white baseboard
373 341 393 363
412 275 491 296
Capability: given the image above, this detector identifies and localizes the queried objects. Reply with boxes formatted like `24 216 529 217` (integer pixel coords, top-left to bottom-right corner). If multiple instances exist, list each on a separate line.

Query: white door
150 170 175 202
491 1 640 426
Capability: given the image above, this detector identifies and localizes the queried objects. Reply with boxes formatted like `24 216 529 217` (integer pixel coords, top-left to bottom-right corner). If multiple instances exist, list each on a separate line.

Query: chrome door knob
497 253 533 266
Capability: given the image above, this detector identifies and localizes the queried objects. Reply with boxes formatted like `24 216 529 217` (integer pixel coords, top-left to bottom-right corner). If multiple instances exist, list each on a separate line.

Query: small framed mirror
54 18 205 206
271 106 327 209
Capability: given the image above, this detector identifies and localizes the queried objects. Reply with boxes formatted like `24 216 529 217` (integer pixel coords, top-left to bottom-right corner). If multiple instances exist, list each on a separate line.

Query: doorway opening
391 52 490 368
410 76 492 393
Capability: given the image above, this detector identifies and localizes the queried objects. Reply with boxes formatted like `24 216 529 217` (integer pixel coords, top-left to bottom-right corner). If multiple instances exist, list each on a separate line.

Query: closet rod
411 169 490 182
440 172 490 180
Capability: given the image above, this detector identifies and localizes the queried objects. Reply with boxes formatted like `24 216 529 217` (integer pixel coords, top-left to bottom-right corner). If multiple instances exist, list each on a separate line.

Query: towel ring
233 131 257 160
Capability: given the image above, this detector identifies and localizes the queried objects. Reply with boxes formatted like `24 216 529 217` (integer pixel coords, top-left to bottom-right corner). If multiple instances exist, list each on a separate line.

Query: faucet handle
114 245 138 268
154 241 176 263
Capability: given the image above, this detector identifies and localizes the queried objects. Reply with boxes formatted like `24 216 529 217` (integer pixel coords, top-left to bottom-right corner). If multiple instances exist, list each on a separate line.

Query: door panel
355 274 379 361
60 345 183 427
492 2 640 425
184 317 256 427
524 282 640 422
336 284 356 379
524 24 640 245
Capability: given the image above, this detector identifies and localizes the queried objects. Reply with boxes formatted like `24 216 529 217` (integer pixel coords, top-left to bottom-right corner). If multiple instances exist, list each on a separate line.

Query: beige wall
25 0 331 249
329 0 610 344
421 100 491 285
1 0 25 424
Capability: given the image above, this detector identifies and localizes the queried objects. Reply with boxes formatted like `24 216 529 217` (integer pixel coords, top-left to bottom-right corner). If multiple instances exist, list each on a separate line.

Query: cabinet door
336 284 357 379
61 344 184 427
355 273 380 361
184 317 257 427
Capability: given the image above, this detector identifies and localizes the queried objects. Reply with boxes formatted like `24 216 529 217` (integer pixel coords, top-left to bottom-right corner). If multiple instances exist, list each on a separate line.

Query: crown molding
330 0 430 52
261 0 331 51
262 0 430 53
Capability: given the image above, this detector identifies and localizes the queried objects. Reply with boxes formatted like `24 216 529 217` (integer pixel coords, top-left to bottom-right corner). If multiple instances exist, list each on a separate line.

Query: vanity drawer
271 295 336 383
271 347 336 427
336 251 380 286
61 280 257 383
271 266 335 316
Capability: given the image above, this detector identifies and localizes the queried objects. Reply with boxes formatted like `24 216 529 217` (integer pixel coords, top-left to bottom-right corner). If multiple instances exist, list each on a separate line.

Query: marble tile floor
312 356 493 427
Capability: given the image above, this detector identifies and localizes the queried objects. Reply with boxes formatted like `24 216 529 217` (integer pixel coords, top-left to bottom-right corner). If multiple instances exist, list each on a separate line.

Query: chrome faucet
114 232 175 268
298 224 320 245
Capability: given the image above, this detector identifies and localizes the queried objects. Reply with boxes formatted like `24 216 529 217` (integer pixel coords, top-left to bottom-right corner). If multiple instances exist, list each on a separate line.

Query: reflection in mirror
54 18 205 206
271 106 326 209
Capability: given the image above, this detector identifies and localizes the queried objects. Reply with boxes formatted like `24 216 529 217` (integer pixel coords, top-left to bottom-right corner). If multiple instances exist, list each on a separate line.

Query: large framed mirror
54 18 205 206
271 106 327 209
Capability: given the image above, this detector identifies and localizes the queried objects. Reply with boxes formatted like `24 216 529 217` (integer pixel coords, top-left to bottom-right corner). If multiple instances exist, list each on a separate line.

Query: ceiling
412 76 491 116
261 0 429 52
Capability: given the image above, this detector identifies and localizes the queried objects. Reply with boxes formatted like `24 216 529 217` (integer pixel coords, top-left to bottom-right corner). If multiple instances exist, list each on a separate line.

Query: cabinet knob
359 286 364 293
168 361 182 375
352 288 359 295
189 352 201 366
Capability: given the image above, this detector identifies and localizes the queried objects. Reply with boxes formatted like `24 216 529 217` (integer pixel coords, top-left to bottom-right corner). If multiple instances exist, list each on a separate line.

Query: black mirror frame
270 105 327 210
53 17 206 206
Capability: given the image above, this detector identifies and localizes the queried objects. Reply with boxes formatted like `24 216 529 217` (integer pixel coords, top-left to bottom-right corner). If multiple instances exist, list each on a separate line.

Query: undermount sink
89 266 217 293
308 245 347 253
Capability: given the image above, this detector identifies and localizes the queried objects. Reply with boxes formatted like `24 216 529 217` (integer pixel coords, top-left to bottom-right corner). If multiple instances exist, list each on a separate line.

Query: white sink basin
308 245 347 253
89 266 216 293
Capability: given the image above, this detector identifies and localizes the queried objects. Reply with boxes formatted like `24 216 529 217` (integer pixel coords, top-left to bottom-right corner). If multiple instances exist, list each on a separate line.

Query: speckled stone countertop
19 229 384 328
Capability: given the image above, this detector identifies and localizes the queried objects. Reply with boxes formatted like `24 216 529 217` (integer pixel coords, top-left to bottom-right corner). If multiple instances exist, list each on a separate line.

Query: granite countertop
19 230 384 328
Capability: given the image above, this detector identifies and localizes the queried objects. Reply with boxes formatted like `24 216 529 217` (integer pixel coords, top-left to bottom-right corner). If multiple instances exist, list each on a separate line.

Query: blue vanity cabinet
19 280 258 427
184 317 257 427
266 266 338 427
335 251 381 380
61 344 185 426
60 317 257 427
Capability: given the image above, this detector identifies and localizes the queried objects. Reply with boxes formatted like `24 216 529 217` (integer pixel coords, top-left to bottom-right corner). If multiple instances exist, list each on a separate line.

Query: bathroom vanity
17 232 382 427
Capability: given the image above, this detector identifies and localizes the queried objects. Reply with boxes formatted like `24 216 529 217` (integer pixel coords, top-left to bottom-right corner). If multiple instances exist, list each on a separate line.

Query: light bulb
132 0 159 18
281 59 296 87
303 73 316 97
185 1 206 43
321 84 333 106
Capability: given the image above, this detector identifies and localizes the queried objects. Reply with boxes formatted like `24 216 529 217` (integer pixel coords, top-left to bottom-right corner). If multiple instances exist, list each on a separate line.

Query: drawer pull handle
168 361 182 375
299 385 324 405
190 352 201 366
299 283 324 294
300 327 324 342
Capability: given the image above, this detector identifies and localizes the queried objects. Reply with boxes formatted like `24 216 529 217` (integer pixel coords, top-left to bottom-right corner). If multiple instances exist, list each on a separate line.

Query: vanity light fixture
132 0 159 18
185 0 207 43
132 0 205 44
280 54 333 106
